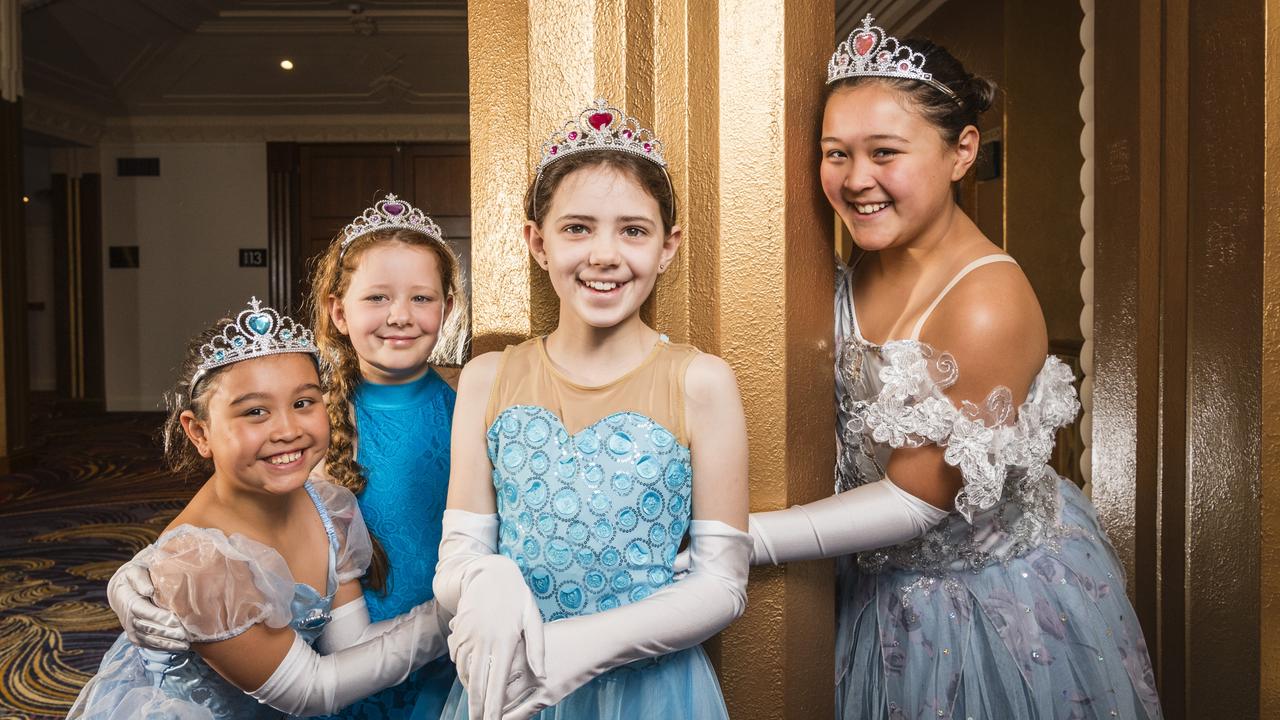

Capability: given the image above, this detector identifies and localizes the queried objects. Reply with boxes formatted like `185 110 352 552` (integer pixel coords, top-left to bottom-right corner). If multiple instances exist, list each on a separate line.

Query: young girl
744 16 1163 719
431 99 751 720
71 299 448 719
109 196 469 720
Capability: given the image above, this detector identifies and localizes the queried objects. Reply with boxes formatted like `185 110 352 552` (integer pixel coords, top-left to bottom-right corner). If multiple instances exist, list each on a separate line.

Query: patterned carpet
0 405 198 719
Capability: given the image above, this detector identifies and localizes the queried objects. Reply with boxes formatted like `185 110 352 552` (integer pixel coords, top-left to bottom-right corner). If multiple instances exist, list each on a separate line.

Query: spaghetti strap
909 254 1018 341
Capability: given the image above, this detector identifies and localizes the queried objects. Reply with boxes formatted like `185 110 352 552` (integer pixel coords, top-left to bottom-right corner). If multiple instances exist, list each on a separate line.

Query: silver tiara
828 14 959 102
536 98 666 175
190 297 318 393
338 194 444 259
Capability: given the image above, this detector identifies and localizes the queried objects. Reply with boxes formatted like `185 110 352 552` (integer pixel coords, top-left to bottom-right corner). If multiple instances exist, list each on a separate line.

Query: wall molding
98 112 469 143
1078 0 1095 494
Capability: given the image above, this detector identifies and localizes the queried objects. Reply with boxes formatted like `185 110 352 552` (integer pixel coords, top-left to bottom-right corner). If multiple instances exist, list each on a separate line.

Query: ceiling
19 0 947 144
21 0 468 128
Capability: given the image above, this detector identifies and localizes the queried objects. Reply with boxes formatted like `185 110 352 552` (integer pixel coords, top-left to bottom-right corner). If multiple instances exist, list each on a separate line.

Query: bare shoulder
683 352 740 407
924 260 1047 396
456 350 504 396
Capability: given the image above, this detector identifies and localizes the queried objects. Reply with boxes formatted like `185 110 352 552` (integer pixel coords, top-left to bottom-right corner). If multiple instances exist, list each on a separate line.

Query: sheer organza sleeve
856 342 1080 521
138 526 296 642
309 479 373 583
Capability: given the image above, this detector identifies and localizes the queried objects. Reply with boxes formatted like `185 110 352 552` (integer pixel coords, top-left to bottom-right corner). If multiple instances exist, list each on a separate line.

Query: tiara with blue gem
536 98 667 175
189 297 318 393
338 194 444 259
828 14 959 102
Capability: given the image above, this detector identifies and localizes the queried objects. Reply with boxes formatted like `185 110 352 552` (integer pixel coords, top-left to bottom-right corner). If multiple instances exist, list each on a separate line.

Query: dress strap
909 254 1018 341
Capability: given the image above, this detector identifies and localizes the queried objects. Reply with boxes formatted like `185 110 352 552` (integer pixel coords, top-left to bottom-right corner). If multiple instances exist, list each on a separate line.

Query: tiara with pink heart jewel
535 98 667 175
828 14 960 103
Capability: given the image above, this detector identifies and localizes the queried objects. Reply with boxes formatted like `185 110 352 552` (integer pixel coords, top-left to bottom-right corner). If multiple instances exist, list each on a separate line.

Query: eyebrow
229 383 322 405
819 134 911 144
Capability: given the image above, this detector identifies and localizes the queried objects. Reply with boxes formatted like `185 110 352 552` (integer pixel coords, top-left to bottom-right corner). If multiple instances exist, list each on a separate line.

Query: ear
659 225 683 273
441 294 455 324
524 221 549 270
950 125 981 182
180 409 214 459
328 294 350 336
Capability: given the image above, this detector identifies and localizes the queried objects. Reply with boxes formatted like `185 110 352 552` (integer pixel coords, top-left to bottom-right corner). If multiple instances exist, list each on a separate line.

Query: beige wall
100 142 267 411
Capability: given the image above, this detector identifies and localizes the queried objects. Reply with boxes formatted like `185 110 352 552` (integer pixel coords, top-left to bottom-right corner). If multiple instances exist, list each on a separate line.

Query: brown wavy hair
307 226 469 592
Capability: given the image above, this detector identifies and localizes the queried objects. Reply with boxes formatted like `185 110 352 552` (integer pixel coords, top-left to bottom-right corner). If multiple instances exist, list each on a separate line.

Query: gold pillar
467 2 834 716
1262 0 1280 714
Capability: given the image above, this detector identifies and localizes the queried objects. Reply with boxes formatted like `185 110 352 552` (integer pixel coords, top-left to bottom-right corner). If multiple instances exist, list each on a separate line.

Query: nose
269 411 303 444
587 233 622 268
385 296 411 326
843 155 877 197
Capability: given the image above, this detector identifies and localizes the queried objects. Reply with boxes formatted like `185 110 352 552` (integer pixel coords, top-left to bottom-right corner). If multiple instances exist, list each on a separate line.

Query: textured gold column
1262 0 1280 713
468 2 834 717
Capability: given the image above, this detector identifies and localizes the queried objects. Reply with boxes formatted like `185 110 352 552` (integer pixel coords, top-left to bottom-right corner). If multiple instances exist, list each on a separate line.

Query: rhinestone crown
536 98 666 175
339 193 444 259
828 14 959 101
190 297 318 393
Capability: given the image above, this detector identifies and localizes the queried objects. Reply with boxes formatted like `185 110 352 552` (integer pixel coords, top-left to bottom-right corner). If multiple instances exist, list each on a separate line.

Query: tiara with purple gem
536 98 666 175
189 297 317 393
828 14 959 102
338 193 443 259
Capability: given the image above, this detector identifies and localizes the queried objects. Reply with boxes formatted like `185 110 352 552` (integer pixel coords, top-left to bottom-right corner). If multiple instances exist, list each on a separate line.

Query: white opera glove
433 509 546 720
250 598 449 716
748 478 950 565
107 557 190 652
315 595 435 654
498 520 750 720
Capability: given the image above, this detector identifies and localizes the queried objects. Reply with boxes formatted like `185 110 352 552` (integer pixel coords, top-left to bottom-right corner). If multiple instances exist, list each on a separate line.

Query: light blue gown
324 369 457 720
832 260 1163 719
69 480 372 720
437 337 729 720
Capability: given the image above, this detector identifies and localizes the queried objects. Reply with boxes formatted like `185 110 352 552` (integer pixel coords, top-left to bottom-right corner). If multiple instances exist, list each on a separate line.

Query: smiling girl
70 300 448 719
431 99 751 720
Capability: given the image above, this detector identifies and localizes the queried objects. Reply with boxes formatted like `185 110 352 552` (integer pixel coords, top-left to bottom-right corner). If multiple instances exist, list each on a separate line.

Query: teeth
584 280 619 291
269 451 302 465
854 202 890 215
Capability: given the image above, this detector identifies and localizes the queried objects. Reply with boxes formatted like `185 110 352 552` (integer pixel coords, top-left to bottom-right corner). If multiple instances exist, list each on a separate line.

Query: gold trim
1261 0 1280 711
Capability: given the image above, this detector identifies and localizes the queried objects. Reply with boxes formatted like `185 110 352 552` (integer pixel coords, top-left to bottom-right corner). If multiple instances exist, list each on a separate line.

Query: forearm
749 478 949 565
433 509 500 615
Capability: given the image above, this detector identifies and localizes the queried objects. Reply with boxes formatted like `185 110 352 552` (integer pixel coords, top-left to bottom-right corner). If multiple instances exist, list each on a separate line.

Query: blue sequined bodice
489 406 692 621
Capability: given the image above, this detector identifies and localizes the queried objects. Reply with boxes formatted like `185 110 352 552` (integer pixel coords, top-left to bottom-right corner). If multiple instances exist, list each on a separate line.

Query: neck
358 359 432 386
209 471 297 526
874 200 967 278
545 312 657 379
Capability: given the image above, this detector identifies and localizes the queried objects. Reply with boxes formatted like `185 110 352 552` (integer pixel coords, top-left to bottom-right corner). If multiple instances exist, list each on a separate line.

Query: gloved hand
748 478 949 565
251 598 449 716
107 558 190 652
433 509 545 720
497 519 750 719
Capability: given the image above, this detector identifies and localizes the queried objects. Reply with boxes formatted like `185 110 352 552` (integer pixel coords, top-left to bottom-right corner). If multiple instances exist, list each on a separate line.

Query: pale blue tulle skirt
431 646 728 720
836 477 1163 720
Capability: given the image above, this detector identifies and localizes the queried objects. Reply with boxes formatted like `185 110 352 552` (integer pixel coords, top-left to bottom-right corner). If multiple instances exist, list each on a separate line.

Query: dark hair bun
965 75 998 114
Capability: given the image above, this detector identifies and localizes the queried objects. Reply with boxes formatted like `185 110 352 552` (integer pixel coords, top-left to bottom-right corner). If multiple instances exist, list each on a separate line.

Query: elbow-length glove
495 519 750 720
748 478 949 565
250 598 448 716
432 509 546 720
107 558 190 652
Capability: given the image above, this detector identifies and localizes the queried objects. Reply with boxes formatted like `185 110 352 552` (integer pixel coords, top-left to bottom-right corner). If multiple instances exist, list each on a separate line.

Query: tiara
828 14 959 102
338 194 443 258
536 98 666 175
190 297 318 393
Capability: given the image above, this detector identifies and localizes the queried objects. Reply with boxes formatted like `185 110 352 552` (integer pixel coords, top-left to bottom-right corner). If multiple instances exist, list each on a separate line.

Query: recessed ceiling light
22 195 29 203
280 59 295 70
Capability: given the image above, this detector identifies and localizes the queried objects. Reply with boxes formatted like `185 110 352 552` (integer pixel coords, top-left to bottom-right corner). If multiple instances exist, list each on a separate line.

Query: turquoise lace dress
68 480 372 720
437 336 729 720
324 369 457 720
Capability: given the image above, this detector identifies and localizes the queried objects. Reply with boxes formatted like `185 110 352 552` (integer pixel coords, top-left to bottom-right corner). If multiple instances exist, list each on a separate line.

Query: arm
432 352 546 720
194 591 449 716
498 354 752 718
750 270 1047 565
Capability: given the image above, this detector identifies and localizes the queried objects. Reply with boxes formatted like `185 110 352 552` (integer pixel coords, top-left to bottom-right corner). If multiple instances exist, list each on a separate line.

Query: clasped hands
449 555 582 720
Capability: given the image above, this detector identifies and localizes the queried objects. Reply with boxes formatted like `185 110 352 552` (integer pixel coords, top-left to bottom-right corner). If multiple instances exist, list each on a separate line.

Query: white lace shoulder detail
137 526 296 642
856 341 1079 521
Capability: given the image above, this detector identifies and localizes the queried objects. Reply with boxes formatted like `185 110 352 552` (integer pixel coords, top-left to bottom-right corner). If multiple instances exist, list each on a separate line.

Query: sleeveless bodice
486 336 698 622
833 258 1081 574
